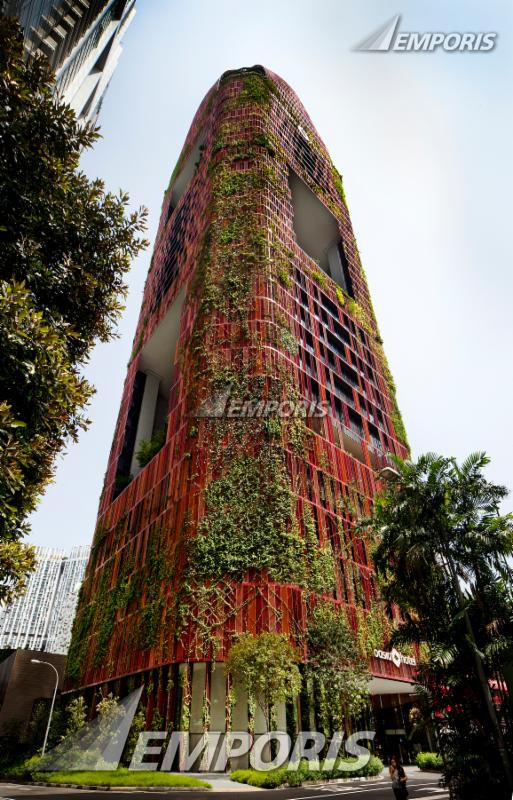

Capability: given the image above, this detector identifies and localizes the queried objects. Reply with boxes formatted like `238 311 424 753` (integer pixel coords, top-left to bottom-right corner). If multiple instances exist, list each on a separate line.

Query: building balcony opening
288 169 353 296
114 287 186 496
167 132 206 221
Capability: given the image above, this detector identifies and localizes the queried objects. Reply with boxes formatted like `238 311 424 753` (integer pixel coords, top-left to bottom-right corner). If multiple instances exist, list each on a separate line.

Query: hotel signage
374 647 417 669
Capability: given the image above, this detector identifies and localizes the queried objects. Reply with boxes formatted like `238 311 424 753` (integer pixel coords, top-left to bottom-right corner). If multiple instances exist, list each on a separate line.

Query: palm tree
365 452 513 799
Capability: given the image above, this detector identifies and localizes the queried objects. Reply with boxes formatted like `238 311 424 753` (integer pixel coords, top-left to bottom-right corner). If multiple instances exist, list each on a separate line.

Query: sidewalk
187 774 262 792
405 766 443 777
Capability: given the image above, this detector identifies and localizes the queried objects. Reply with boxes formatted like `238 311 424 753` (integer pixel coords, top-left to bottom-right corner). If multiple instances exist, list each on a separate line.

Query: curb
228 774 385 790
26 773 386 793
30 782 210 792
302 775 384 784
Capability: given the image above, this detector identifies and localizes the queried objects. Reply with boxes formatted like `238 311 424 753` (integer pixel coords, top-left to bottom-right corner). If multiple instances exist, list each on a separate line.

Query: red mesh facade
67 66 414 706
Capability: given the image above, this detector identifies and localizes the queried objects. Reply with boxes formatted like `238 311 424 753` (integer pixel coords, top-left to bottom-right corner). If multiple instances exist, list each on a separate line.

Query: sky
28 0 513 549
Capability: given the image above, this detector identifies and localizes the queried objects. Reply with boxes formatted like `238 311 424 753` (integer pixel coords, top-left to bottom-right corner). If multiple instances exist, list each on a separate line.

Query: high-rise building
1 0 135 121
67 66 416 763
0 545 89 654
46 546 91 654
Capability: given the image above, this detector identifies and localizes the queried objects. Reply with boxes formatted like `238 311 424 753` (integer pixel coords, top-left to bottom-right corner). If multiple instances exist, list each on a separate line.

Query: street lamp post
30 659 59 758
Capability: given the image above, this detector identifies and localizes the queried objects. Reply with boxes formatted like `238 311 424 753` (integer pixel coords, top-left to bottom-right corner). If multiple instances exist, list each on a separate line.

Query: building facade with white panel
0 0 135 121
0 545 90 654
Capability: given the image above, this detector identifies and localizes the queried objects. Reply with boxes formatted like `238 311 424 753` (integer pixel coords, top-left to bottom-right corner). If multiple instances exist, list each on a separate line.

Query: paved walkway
187 773 262 791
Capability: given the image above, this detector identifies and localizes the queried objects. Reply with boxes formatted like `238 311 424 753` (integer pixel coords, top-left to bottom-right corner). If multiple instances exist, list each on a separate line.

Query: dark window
333 318 350 345
152 193 192 313
115 370 146 493
327 330 345 358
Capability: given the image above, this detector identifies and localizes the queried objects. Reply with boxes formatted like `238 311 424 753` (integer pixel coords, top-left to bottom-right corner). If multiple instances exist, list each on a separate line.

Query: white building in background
46 546 90 654
0 0 136 122
0 545 90 655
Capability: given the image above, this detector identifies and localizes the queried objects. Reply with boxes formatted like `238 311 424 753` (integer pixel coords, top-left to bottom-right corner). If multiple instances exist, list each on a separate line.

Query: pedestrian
389 755 409 799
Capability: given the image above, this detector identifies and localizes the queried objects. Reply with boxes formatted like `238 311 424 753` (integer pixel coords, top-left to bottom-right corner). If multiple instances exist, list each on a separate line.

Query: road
0 771 446 800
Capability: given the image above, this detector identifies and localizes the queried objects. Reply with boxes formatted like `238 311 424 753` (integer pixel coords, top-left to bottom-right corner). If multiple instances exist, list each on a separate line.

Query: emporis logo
37 688 376 772
355 15 497 53
193 385 329 420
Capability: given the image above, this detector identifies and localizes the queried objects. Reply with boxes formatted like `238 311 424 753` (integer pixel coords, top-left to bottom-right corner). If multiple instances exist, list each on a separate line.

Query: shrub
286 770 304 786
114 473 132 492
252 769 287 788
136 428 166 468
322 755 383 779
2 754 42 779
416 752 443 771
231 768 287 788
230 755 384 787
230 769 252 784
355 755 384 777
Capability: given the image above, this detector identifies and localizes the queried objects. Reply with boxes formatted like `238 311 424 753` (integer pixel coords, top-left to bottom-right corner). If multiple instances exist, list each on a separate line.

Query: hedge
416 752 444 771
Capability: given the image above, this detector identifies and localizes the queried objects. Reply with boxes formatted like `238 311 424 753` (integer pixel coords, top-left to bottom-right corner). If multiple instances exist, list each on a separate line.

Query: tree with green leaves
0 18 148 599
121 707 147 767
226 632 301 731
63 696 88 739
366 452 513 800
305 602 369 735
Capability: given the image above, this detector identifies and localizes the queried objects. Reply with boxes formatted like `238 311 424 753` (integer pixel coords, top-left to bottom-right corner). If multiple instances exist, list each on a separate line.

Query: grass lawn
33 769 211 788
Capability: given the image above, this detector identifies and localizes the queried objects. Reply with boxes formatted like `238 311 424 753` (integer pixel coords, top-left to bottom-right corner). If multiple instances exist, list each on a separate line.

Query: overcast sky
29 0 513 549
